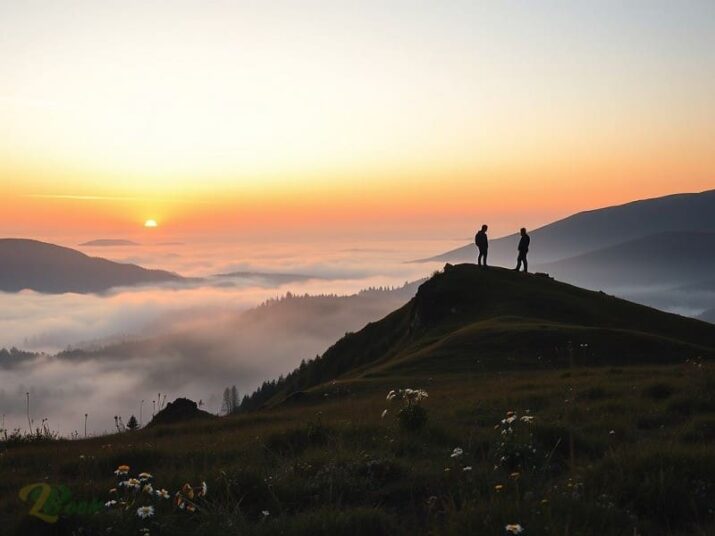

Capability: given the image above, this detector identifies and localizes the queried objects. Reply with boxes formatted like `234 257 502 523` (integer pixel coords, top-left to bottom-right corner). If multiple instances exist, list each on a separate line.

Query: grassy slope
260 265 715 406
2 265 715 535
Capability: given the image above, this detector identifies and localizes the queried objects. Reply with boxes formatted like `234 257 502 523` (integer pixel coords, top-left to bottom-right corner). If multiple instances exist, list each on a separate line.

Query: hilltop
241 264 715 408
0 238 182 293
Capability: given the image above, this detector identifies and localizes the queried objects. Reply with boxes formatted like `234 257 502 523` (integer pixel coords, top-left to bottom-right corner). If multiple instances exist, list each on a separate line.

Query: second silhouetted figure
514 227 530 272
474 224 488 267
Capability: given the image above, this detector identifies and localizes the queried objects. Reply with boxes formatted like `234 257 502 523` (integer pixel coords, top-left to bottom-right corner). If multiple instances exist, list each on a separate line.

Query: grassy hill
241 264 715 409
0 238 182 293
2 265 714 535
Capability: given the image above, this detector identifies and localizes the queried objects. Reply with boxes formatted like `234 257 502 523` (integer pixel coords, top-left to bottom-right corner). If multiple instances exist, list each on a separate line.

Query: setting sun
144 219 158 228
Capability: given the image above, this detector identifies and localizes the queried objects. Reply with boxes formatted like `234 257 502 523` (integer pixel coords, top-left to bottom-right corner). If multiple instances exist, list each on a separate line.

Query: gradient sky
1 0 714 239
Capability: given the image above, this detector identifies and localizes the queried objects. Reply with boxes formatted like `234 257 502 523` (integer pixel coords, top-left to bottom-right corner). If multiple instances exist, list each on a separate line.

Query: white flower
262 510 270 517
609 430 615 435
381 409 388 419
520 416 534 423
386 390 397 401
505 523 524 534
502 415 517 424
136 505 155 519
120 478 141 490
143 483 154 494
462 466 472 472
104 500 117 508
138 472 153 481
155 488 170 499
199 481 208 497
450 447 463 458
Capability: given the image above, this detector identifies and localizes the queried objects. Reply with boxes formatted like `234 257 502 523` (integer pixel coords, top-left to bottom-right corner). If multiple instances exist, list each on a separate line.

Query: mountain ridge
0 238 182 294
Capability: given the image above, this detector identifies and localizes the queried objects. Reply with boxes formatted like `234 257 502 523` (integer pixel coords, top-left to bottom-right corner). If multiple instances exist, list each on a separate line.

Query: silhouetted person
514 227 530 272
474 224 488 267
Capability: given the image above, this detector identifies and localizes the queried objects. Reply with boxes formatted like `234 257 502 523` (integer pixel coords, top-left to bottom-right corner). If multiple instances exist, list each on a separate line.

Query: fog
0 239 448 435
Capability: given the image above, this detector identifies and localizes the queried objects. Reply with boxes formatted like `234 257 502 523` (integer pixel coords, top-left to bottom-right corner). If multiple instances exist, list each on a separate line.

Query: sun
144 219 158 228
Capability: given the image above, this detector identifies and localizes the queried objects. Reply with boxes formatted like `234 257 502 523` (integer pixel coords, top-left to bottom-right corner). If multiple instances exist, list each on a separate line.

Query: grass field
3 266 714 535
2 360 713 535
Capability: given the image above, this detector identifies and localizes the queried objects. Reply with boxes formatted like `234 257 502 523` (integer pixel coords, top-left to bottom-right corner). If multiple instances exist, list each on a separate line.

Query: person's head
481 224 488 232
520 227 527 235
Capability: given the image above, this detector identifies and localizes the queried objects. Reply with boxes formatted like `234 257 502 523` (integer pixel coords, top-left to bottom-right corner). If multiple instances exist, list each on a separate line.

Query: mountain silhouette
244 264 715 408
414 189 715 265
0 238 182 293
537 231 715 290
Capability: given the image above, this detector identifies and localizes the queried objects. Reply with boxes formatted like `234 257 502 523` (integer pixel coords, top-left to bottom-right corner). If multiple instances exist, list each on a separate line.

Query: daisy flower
136 505 155 519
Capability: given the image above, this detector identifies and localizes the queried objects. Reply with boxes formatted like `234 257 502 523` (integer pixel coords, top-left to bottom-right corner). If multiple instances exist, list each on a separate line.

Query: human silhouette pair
473 225 530 272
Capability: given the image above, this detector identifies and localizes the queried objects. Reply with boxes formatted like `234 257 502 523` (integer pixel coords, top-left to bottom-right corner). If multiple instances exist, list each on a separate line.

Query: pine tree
126 415 139 431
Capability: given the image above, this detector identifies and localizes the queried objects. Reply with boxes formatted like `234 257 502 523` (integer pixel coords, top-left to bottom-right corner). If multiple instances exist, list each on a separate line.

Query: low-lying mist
0 239 446 435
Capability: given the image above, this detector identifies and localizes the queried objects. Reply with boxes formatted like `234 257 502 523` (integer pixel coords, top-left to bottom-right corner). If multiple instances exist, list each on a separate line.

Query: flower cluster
494 410 538 472
383 388 430 432
106 464 208 529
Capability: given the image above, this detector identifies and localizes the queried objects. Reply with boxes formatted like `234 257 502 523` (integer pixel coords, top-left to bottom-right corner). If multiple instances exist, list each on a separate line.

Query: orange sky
1 2 714 240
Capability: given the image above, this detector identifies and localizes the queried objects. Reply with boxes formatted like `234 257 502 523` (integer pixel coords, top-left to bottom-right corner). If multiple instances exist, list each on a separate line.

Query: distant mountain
415 189 715 265
537 231 715 290
79 239 140 246
241 265 715 409
0 239 182 293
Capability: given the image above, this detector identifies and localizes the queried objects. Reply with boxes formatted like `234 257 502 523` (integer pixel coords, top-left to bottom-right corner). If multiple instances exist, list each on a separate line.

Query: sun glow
144 219 158 228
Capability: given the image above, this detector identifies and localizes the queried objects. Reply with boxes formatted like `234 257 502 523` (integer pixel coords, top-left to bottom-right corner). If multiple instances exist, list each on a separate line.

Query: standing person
514 227 530 272
475 224 489 267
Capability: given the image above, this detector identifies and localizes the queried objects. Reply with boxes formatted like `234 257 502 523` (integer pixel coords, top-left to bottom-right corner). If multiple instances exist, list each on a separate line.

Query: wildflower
138 472 153 481
502 413 517 424
186 503 196 512
155 488 170 499
108 488 117 494
505 524 524 534
262 510 270 517
105 500 117 508
510 472 520 480
609 430 615 435
143 483 154 495
120 478 141 490
114 464 130 476
198 481 208 497
182 483 195 499
520 415 534 423
444 467 451 472
462 466 473 472
136 505 155 519
381 409 388 419
450 447 464 458
386 390 397 401
426 496 438 507
495 484 504 492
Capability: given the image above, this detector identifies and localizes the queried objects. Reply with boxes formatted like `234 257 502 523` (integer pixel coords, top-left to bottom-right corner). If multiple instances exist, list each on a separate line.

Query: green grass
3 266 715 535
2 362 714 535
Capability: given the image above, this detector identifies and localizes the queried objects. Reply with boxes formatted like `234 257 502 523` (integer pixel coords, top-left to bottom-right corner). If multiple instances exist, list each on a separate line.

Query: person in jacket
474 224 488 267
514 227 530 272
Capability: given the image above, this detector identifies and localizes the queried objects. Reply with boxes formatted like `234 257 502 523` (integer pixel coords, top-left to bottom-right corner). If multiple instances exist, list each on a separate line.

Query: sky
1 0 714 240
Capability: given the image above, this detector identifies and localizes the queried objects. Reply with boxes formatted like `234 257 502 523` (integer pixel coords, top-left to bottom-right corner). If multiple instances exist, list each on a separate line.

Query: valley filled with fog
0 238 449 435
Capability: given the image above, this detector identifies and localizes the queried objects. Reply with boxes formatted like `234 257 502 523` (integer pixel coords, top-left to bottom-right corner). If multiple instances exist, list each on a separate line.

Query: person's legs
523 254 528 273
516 252 526 271
483 249 488 267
